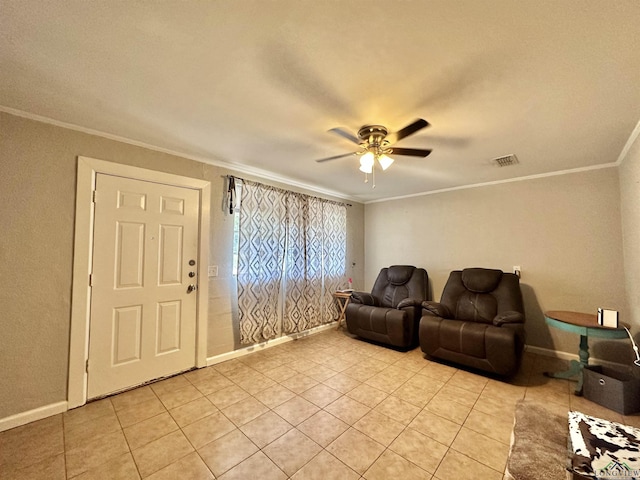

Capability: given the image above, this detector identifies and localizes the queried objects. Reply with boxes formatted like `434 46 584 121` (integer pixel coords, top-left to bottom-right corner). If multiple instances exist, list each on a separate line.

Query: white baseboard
8 335 624 433
525 344 628 369
0 324 337 432
206 322 337 366
0 401 68 433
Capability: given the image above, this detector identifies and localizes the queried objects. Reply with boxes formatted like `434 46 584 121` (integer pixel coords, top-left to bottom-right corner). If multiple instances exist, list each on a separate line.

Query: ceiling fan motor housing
358 125 389 147
316 119 431 165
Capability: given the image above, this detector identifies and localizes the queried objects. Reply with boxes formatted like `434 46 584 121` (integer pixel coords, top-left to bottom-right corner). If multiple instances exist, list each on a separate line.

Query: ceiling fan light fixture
378 154 394 170
318 119 432 188
359 151 374 173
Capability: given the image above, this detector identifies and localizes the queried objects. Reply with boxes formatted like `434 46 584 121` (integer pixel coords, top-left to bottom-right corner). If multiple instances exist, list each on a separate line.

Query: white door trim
68 156 210 409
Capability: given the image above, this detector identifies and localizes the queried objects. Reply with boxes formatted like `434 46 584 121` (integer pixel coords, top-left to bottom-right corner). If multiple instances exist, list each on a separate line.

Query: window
232 178 347 344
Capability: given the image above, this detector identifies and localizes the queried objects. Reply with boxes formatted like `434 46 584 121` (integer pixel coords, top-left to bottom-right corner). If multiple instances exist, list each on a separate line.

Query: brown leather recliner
419 268 525 376
346 265 428 349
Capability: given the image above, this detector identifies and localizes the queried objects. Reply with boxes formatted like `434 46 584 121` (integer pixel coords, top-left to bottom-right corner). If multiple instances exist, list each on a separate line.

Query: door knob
187 284 198 293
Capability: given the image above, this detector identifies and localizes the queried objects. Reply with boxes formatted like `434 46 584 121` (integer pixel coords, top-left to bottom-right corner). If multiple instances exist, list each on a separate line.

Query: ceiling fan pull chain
372 163 376 189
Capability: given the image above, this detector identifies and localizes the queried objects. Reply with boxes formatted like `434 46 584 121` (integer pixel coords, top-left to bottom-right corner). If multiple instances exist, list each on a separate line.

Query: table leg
334 297 350 330
575 334 589 395
544 334 589 396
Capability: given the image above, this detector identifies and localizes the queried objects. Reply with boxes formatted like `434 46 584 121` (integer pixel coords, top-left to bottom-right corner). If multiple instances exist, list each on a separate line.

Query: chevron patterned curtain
283 194 324 334
237 180 286 344
320 200 347 322
236 179 347 344
283 194 347 334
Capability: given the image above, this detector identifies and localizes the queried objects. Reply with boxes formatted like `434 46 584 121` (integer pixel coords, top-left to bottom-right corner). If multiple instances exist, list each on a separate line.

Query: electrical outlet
208 265 218 277
513 266 521 278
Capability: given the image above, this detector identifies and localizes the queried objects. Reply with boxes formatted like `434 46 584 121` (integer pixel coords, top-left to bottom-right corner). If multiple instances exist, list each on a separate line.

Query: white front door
87 173 200 398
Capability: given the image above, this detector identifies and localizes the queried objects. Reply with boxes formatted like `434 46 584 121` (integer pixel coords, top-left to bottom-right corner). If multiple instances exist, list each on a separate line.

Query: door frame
68 156 210 409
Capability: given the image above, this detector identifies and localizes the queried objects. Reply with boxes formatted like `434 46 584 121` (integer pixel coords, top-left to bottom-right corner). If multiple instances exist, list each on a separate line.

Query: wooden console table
544 310 628 395
333 291 352 330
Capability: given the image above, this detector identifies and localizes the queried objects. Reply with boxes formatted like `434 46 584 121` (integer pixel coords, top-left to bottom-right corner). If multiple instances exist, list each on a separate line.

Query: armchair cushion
387 265 416 285
462 268 502 293
493 310 525 326
419 268 526 376
397 298 423 310
345 265 428 349
421 301 451 319
351 291 378 306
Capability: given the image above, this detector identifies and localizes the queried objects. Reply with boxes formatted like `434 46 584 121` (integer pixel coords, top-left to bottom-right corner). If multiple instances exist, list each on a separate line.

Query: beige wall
0 112 364 419
619 131 640 330
2 107 635 421
364 168 630 363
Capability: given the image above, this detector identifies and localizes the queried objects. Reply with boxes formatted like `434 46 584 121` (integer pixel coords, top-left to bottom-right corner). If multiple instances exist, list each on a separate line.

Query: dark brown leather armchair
419 268 525 376
346 265 428 349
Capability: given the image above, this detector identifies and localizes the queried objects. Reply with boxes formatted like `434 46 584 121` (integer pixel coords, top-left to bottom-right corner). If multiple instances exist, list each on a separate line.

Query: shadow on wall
231 274 241 350
591 339 636 368
427 279 434 303
521 284 552 351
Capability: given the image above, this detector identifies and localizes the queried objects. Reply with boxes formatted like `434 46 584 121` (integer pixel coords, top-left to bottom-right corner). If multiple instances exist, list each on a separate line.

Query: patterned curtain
237 180 286 344
236 178 347 344
283 194 324 334
321 200 347 322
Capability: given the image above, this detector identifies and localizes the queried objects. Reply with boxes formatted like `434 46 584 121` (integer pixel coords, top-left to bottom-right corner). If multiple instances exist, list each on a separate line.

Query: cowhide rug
569 411 640 478
506 401 640 480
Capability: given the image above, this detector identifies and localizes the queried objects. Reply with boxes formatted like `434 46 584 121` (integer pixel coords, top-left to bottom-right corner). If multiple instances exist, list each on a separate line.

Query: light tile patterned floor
2 328 638 479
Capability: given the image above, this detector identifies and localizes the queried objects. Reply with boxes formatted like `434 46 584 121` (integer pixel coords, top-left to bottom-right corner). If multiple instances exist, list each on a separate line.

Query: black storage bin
583 365 640 415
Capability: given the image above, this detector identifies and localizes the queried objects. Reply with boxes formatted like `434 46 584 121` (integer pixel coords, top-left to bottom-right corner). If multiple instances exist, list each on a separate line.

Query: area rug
505 401 569 480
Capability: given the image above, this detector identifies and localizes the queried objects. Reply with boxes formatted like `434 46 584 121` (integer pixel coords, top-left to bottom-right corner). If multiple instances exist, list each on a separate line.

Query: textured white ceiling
1 0 639 202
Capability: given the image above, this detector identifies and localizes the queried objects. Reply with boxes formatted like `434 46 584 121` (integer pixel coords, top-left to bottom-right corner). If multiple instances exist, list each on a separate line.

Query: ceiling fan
316 119 432 187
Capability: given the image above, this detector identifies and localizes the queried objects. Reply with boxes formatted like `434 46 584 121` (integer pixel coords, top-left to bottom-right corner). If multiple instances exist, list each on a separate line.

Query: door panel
113 305 142 364
118 190 147 210
157 301 181 354
88 174 200 398
115 222 145 288
159 225 183 285
160 196 184 215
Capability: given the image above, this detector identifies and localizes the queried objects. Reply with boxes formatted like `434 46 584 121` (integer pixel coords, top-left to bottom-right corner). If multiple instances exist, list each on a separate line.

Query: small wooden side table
333 291 352 330
544 310 629 395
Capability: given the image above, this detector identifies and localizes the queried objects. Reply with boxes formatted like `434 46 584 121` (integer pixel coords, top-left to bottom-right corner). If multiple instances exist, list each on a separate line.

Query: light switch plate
208 265 218 277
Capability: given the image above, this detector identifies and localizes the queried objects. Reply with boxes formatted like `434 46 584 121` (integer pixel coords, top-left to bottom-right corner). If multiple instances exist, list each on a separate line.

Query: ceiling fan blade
387 119 430 144
329 127 360 145
389 147 432 157
315 152 357 163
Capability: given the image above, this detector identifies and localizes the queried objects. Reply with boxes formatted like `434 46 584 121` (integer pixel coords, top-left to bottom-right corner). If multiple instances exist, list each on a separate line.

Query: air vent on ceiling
492 154 519 167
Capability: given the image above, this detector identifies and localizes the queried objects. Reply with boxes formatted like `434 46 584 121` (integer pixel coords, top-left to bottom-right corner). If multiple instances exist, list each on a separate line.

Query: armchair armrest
421 301 451 318
350 291 378 306
493 311 525 326
397 298 423 310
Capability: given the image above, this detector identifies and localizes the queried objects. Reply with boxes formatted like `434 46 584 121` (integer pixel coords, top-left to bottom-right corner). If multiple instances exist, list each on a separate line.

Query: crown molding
365 162 619 204
0 106 360 203
616 118 640 166
367 116 640 205
3 105 637 206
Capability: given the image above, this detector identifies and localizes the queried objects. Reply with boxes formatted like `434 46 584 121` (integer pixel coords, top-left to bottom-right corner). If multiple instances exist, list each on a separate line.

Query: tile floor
2 328 639 480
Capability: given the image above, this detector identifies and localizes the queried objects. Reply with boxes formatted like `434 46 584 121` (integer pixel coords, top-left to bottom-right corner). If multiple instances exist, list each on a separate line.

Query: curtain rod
223 175 352 207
